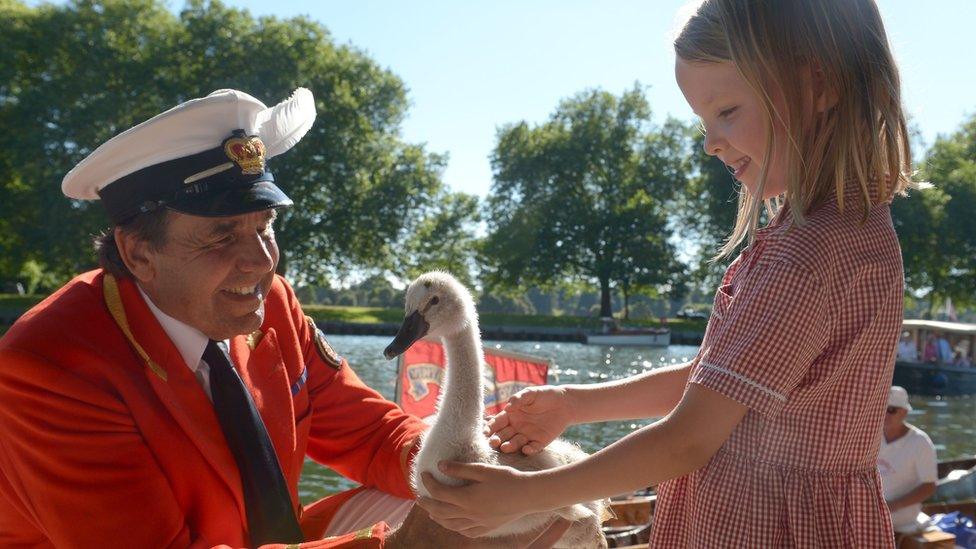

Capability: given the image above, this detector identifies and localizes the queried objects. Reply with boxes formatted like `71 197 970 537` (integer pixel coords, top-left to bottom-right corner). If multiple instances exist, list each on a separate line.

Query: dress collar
137 285 209 373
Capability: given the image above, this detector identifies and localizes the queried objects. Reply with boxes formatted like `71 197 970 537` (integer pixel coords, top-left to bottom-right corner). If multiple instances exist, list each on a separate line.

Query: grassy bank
0 294 45 310
303 304 707 332
1 294 708 334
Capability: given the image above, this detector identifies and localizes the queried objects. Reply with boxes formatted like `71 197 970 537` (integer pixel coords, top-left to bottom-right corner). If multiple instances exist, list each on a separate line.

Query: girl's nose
703 130 724 157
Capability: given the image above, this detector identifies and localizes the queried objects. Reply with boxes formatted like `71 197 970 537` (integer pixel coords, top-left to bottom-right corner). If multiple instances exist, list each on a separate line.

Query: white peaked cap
61 88 316 223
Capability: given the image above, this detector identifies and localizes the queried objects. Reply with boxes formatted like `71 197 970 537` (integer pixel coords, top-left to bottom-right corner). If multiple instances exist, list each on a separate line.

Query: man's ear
115 227 156 283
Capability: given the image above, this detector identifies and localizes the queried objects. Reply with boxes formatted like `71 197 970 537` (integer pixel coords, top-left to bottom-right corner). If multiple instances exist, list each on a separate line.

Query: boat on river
893 320 976 396
601 456 976 548
585 319 671 347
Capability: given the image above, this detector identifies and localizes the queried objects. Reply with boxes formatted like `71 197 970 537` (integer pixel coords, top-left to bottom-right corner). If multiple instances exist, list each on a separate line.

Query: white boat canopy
903 319 976 335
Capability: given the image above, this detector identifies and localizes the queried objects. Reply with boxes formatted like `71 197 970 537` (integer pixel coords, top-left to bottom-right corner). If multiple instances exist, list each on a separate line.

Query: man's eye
208 236 233 248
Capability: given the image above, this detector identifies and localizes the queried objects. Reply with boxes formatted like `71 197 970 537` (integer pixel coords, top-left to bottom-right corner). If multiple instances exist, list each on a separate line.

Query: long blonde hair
675 0 913 259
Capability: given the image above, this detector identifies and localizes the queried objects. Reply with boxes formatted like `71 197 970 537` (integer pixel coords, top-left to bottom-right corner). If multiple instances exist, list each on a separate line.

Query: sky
32 0 976 198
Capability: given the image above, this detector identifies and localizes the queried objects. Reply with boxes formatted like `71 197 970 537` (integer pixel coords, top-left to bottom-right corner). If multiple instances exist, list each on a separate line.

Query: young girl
416 0 912 546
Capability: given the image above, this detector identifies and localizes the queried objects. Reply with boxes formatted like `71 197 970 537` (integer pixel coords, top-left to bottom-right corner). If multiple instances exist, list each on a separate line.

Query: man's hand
386 504 570 549
486 386 572 455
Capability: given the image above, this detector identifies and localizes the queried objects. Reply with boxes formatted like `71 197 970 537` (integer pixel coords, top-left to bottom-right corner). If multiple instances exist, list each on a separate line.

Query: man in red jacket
0 88 569 548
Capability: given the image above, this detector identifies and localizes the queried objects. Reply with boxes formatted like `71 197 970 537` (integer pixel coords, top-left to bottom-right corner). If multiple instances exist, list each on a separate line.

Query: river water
299 334 976 504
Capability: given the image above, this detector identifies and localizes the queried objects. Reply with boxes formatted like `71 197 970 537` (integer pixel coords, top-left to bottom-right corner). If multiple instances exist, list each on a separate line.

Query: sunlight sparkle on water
296 335 976 502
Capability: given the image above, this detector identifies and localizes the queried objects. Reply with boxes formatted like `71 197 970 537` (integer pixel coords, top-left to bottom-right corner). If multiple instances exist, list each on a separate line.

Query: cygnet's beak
384 310 430 359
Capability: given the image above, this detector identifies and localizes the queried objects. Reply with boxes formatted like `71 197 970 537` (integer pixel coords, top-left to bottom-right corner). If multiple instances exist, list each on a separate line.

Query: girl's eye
718 106 738 119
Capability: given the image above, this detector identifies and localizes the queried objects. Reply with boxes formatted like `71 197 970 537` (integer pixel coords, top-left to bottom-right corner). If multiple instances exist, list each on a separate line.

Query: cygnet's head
383 271 477 360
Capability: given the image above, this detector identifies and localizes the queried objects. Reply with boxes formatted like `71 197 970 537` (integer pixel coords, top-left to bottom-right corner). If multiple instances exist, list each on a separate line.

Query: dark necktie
203 340 304 546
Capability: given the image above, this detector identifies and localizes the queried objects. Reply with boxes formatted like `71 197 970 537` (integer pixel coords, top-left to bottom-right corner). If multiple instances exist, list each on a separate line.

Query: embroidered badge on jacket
306 316 343 369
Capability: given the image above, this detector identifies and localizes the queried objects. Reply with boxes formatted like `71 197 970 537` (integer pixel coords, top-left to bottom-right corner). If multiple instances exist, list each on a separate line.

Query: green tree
0 0 182 285
678 132 742 289
894 113 976 310
0 0 453 288
395 191 481 288
482 86 687 318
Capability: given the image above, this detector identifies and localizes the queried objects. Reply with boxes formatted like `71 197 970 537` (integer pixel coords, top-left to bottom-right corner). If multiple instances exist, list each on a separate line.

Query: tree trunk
599 277 613 318
623 286 630 320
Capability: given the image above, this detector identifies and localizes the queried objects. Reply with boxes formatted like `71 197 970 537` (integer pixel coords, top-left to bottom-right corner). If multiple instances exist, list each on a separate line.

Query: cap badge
223 131 267 175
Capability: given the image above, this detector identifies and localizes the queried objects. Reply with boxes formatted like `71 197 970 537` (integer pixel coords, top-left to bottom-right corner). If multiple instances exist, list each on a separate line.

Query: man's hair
94 208 171 278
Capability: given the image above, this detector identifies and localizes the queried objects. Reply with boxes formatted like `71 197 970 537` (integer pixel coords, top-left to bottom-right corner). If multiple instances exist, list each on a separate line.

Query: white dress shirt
138 286 215 400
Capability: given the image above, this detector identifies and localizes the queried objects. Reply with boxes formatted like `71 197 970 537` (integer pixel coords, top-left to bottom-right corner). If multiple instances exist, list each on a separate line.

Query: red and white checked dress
651 186 904 548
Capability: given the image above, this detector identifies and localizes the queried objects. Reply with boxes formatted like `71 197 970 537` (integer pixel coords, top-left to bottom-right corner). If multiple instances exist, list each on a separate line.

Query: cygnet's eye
421 295 439 313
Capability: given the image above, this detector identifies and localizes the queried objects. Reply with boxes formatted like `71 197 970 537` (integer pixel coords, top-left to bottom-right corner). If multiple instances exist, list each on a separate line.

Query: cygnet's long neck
433 320 485 438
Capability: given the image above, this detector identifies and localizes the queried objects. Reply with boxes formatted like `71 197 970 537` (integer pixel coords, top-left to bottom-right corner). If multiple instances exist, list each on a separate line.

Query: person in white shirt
878 386 938 535
897 331 918 361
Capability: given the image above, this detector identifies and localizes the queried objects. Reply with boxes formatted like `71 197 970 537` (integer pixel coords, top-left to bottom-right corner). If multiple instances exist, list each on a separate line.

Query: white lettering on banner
405 362 533 408
405 363 444 402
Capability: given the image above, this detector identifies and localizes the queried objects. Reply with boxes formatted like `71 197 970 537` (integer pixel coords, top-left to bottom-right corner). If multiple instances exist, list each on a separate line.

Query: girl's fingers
492 425 518 444
499 433 529 453
526 518 572 549
506 390 533 408
437 460 491 481
523 441 544 455
415 496 467 519
486 411 510 435
420 473 464 506
436 516 479 532
459 525 492 538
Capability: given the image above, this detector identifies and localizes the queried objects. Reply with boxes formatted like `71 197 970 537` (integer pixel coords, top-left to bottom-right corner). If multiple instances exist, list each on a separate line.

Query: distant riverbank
0 294 707 343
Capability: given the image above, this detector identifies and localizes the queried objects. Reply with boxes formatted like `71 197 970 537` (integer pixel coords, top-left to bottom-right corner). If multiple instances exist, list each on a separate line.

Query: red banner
395 338 550 419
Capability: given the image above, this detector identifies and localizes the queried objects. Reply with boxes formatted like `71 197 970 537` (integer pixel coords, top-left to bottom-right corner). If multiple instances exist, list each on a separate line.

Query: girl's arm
420 382 747 537
565 361 693 422
488 362 693 455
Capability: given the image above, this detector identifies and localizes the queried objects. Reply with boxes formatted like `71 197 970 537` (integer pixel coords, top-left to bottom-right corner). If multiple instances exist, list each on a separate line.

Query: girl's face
675 58 788 199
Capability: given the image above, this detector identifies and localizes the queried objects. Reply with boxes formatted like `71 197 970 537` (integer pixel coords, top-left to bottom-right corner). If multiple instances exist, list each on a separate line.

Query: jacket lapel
231 329 298 480
106 275 246 518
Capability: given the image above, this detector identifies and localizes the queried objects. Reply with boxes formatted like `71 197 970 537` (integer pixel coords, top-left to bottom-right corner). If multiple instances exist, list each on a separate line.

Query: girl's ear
115 227 156 283
810 64 839 113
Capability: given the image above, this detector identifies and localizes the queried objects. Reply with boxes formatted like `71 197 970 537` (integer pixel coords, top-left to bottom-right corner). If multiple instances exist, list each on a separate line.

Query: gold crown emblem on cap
223 133 266 175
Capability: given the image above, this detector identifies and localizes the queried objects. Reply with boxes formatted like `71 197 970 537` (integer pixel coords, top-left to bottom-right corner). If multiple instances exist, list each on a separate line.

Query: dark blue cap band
96 134 290 224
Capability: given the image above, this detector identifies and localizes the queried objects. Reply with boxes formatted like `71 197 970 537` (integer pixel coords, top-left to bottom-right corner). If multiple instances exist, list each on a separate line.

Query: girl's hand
486 386 572 454
416 461 542 537
387 503 570 548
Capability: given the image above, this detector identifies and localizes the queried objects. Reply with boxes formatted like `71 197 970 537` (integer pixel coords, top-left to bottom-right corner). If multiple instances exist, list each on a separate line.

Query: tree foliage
395 191 481 288
894 113 976 309
482 86 687 318
677 132 742 289
0 0 451 288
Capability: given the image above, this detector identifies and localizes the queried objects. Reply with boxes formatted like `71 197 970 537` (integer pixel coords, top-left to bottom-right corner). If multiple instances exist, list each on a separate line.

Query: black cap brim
167 179 293 217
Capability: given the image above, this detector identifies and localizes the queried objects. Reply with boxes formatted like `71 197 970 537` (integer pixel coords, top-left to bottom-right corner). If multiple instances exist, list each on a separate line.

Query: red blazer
0 271 425 548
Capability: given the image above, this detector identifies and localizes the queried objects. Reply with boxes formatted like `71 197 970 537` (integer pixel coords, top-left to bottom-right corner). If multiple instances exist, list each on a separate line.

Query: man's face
884 405 908 430
139 209 279 340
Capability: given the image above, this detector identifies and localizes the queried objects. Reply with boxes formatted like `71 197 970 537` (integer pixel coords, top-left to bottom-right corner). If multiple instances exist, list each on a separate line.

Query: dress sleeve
690 259 830 417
